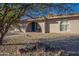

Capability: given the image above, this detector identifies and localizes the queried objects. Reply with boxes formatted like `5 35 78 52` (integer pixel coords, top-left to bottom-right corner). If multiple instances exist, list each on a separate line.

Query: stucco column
38 22 46 33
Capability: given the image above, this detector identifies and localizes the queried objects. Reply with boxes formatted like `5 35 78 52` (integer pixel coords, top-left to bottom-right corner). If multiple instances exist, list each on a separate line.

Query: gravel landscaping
0 32 79 56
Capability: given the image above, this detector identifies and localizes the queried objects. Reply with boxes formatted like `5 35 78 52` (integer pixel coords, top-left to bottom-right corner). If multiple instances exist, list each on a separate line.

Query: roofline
22 14 79 21
47 14 79 19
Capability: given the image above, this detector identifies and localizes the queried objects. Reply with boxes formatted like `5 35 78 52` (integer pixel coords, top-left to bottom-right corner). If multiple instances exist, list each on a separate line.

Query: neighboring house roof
22 14 79 22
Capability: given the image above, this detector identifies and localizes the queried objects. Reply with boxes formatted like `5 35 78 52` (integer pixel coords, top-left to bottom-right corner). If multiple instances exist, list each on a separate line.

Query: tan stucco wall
13 18 79 34
26 22 32 32
44 19 79 33
69 19 79 33
45 20 60 33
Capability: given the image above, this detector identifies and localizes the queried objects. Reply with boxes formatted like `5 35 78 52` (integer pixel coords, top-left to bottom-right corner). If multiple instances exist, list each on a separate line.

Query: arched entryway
26 22 42 32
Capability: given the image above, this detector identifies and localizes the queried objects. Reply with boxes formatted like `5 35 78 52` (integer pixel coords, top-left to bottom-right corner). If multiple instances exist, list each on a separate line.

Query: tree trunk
0 34 4 45
0 24 11 45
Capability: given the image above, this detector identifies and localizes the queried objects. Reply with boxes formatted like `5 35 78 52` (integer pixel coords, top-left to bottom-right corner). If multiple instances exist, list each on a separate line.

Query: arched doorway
26 22 42 32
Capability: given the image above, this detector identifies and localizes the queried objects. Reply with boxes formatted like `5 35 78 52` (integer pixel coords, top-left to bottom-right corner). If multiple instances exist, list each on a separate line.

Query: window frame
60 20 70 32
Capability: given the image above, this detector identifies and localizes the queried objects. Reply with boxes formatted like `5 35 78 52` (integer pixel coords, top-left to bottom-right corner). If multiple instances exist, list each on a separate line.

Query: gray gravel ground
0 32 79 56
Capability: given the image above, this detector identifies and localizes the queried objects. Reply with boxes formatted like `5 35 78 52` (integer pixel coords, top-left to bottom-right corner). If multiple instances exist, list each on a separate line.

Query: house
12 14 79 34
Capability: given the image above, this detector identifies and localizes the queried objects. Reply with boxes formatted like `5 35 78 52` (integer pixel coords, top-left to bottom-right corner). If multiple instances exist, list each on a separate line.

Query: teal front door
32 22 36 32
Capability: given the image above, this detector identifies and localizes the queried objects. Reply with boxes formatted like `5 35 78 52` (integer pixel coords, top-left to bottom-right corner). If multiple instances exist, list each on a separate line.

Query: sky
21 3 79 20
71 3 79 13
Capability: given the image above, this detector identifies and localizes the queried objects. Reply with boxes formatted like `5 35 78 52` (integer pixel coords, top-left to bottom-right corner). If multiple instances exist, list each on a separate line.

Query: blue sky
21 3 79 20
71 3 79 13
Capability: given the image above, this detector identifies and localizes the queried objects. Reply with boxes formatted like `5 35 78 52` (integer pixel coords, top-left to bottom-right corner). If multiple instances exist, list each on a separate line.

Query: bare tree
0 3 32 44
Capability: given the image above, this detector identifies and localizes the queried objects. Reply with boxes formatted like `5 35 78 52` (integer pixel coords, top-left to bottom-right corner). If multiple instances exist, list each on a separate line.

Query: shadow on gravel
35 36 79 56
1 35 79 56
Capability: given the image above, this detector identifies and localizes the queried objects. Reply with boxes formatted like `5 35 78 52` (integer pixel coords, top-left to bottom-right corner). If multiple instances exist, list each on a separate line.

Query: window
60 20 70 31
